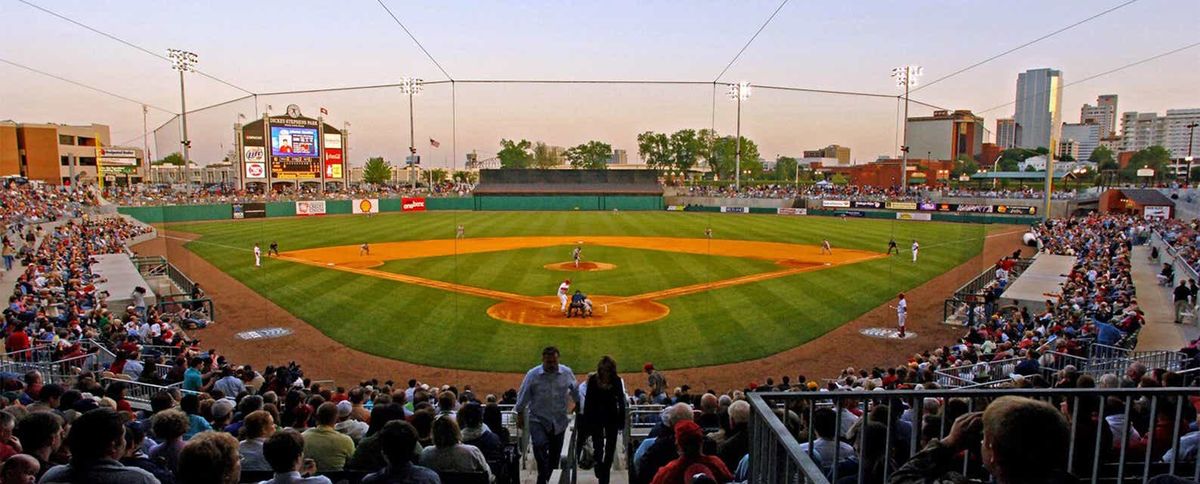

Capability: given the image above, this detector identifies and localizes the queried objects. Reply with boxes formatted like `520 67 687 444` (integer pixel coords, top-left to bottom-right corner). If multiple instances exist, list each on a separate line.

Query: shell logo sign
352 198 379 214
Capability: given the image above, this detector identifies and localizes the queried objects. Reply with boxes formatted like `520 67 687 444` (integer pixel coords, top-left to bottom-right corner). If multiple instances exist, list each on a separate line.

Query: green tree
430 168 448 184
1058 153 1076 162
709 135 760 181
667 129 701 175
774 156 798 182
1122 145 1172 180
362 157 393 185
951 154 979 178
153 152 185 166
997 157 1020 172
498 139 533 169
532 142 561 169
637 131 671 172
564 141 612 169
1090 145 1118 171
831 173 848 185
1034 146 1050 155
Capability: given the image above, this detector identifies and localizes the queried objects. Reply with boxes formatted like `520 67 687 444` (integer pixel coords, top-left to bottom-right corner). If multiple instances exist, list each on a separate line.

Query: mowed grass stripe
168 212 987 372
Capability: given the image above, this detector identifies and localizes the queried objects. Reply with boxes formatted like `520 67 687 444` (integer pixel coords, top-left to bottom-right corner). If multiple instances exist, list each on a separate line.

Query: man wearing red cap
650 420 732 484
644 363 667 402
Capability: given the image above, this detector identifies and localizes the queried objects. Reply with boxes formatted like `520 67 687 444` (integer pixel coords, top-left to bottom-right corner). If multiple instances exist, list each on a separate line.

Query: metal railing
100 377 188 410
933 357 1023 387
748 387 1199 484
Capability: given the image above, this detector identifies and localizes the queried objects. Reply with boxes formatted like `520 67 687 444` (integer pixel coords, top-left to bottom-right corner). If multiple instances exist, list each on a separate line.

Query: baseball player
572 245 582 268
253 243 262 267
456 224 465 239
360 242 370 256
911 240 920 263
704 227 713 239
268 241 279 257
820 239 832 255
887 238 899 255
894 293 907 338
558 279 571 314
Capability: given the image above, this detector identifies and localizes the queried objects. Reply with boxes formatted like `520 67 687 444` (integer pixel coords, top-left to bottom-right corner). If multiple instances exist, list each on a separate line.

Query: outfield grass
377 245 783 297
167 211 989 372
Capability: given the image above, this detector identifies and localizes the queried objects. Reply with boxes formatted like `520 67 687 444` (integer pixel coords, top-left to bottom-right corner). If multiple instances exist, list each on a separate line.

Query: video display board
268 116 321 179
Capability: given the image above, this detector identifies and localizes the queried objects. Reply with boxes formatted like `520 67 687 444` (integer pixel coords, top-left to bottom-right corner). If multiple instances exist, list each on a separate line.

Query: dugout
471 169 664 211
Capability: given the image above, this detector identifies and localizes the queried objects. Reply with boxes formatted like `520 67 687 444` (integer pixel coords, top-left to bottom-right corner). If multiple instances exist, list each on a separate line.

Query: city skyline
2 0 1198 168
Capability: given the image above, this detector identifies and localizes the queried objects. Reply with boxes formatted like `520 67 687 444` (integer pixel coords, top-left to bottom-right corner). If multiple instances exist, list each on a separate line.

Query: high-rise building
607 148 628 165
1013 68 1063 150
802 144 850 164
1164 109 1200 159
1060 123 1101 161
905 109 987 161
995 118 1018 149
1120 112 1166 152
1081 94 1118 137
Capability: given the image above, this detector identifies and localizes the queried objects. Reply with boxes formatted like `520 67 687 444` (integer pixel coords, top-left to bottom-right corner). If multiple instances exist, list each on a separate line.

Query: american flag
320 107 328 115
430 138 441 148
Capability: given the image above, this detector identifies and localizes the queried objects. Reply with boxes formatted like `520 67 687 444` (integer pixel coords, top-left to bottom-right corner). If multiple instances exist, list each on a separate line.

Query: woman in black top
579 355 627 484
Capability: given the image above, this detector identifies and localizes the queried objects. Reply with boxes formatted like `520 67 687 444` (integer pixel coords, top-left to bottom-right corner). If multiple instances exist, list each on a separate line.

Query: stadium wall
473 195 663 211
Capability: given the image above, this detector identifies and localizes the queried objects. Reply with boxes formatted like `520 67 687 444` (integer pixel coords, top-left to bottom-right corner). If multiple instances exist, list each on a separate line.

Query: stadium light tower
399 77 424 190
891 65 922 191
168 49 198 166
727 81 751 191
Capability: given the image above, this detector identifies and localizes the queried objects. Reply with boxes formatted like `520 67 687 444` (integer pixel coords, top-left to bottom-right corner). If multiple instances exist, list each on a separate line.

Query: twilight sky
1 0 1197 169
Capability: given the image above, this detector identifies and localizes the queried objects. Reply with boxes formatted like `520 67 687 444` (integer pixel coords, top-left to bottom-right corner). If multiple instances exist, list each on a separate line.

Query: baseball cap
211 399 234 420
675 420 704 448
643 363 654 372
337 400 353 418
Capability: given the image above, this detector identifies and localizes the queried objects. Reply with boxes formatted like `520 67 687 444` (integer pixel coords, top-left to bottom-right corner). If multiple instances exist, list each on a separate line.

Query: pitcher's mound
487 296 668 328
543 261 616 272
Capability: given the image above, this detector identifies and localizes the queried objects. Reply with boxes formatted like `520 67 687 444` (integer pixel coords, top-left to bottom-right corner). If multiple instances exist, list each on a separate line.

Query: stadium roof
970 171 1071 180
1117 188 1174 207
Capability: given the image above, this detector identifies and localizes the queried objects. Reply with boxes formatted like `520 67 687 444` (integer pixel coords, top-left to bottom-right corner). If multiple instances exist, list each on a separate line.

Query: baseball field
165 211 988 373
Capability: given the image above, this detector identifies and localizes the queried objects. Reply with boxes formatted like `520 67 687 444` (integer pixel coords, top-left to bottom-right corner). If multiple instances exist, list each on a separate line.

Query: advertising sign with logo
851 201 883 209
995 205 1037 215
98 148 139 166
934 203 958 212
402 197 426 212
269 116 321 179
720 206 748 213
822 200 851 208
957 204 994 213
897 212 932 221
1143 205 1170 220
323 134 343 179
777 207 808 215
232 202 266 219
666 205 687 211
295 200 327 216
100 165 134 174
1137 168 1155 177
885 201 918 210
918 202 938 211
842 211 865 217
352 199 379 214
242 146 266 180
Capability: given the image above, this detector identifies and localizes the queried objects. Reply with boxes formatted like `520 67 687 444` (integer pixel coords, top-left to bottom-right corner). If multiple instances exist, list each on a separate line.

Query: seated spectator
419 417 491 481
121 422 174 484
696 393 722 433
1163 429 1199 463
0 454 39 484
636 403 694 484
714 400 749 472
179 431 240 484
260 429 330 484
240 410 277 472
179 394 211 440
333 401 368 443
890 396 1071 484
797 408 856 474
347 403 409 472
40 408 158 484
457 402 502 465
361 421 441 484
650 420 732 484
150 409 190 473
302 402 355 472
0 412 20 461
13 411 63 481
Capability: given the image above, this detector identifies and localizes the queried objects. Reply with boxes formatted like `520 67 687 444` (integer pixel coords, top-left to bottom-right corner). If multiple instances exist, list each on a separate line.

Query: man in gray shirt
515 346 580 484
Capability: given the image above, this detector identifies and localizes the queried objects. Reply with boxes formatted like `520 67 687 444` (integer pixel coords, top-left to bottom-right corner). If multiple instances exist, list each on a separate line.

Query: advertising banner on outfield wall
995 205 1037 215
897 212 932 221
352 199 379 214
777 207 807 215
666 205 687 211
720 206 748 213
886 201 918 210
823 200 851 208
851 201 883 209
402 197 426 212
841 211 865 217
957 204 993 213
232 202 266 219
296 200 327 216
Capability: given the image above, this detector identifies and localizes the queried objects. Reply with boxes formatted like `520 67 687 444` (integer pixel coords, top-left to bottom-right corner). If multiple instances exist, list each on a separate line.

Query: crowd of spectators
681 183 1086 202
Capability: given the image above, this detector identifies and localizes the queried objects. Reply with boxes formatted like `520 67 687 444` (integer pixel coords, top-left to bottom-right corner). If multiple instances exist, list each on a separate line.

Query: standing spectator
515 346 579 484
179 431 240 484
418 417 491 481
644 363 667 401
1175 280 1192 324
240 410 277 471
579 356 626 484
39 408 158 484
649 421 732 484
182 358 205 393
302 402 355 472
360 421 440 484
260 430 330 484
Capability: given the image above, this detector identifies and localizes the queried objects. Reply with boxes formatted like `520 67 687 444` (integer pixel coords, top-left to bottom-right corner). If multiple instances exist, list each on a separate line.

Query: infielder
911 240 920 263
572 245 582 268
887 238 899 255
268 241 279 257
820 239 832 255
456 224 465 239
895 293 907 338
704 228 713 239
360 242 371 256
558 279 571 313
253 243 262 267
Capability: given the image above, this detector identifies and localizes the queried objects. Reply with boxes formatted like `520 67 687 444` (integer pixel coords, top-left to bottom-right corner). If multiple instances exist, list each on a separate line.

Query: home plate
860 327 916 339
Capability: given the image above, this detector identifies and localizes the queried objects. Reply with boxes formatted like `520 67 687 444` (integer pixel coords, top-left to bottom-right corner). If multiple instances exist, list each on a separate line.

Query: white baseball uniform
911 241 920 263
897 298 907 330
254 245 261 267
558 282 570 312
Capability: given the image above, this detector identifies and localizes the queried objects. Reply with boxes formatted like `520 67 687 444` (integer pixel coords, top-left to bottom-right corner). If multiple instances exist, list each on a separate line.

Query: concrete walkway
1131 245 1200 351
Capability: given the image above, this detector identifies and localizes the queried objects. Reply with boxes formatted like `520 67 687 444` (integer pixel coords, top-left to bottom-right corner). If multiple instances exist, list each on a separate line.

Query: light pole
168 49 198 166
399 77 423 190
1186 122 1198 185
891 65 922 191
727 81 751 192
